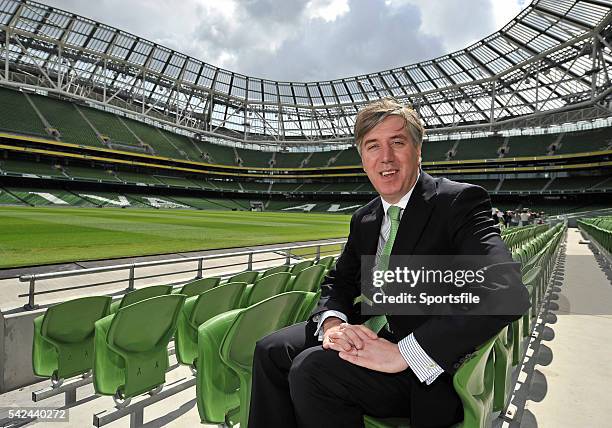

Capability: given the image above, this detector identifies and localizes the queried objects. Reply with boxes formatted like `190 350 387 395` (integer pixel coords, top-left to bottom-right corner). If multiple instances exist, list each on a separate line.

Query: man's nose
381 143 394 162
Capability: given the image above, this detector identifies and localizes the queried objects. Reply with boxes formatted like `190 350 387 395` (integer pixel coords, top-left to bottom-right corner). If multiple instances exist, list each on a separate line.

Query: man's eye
392 141 404 146
366 144 379 151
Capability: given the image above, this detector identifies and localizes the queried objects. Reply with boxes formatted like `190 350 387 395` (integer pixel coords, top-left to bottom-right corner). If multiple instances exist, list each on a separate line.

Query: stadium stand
506 134 557 157
0 188 25 205
121 118 185 159
115 171 164 185
555 127 612 154
578 216 612 252
64 165 121 182
159 131 206 161
199 140 237 165
331 148 361 166
500 178 550 192
306 150 338 167
274 151 308 168
454 136 504 160
29 94 106 147
78 106 144 151
153 175 201 188
546 176 611 191
0 87 45 136
235 147 273 168
0 159 66 178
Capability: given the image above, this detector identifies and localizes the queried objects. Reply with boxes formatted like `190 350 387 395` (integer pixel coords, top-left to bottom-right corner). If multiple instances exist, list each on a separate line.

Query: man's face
360 115 421 204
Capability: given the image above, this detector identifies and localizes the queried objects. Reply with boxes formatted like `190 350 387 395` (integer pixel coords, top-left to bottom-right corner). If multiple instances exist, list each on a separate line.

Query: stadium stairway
500 226 612 427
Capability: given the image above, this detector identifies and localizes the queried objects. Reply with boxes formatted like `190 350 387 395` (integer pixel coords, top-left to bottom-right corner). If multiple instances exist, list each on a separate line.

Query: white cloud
491 0 527 29
37 0 530 81
306 0 350 22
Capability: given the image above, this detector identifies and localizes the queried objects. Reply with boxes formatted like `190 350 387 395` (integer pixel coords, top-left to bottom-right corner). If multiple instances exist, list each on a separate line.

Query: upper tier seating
30 94 105 147
0 87 45 136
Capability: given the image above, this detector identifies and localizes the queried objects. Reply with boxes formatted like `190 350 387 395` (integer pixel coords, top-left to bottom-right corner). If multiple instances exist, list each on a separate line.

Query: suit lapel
360 198 383 256
393 172 437 255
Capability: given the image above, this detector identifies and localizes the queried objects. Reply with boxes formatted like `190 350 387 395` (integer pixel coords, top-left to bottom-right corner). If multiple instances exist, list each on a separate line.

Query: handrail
18 239 346 310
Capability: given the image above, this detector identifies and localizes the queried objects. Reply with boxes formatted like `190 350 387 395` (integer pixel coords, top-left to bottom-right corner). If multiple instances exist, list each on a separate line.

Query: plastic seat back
289 264 326 292
33 296 111 379
228 270 258 284
178 277 221 297
260 264 290 278
100 294 186 398
111 284 173 313
175 283 247 365
493 326 514 412
245 272 291 306
217 291 315 426
316 255 335 270
290 259 313 275
196 310 243 424
452 336 496 428
293 290 321 323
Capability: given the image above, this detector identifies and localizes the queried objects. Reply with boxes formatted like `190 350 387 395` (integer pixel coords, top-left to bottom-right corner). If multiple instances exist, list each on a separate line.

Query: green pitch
0 206 351 268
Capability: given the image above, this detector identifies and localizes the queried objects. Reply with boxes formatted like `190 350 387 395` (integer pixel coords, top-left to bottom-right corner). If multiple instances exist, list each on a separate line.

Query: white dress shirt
314 173 445 385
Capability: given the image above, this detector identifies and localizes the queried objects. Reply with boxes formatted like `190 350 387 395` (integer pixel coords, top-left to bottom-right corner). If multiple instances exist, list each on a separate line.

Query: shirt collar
380 170 420 216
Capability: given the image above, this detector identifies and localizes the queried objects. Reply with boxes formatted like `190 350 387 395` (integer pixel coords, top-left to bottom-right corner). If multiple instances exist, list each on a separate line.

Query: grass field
0 206 351 268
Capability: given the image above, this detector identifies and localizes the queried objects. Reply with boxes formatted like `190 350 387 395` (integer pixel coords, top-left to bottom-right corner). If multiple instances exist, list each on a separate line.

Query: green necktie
365 205 402 333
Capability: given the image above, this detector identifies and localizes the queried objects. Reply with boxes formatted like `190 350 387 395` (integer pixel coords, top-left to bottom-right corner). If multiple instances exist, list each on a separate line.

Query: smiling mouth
380 170 398 177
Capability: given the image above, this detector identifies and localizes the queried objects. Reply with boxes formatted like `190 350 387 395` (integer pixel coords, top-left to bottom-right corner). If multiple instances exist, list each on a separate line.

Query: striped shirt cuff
313 310 348 341
398 333 444 385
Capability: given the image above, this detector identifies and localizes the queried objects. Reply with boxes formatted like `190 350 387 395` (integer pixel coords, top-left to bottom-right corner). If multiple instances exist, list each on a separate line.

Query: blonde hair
354 97 425 154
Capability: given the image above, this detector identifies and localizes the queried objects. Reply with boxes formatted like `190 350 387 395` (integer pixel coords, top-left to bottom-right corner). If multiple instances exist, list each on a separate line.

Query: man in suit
249 98 529 428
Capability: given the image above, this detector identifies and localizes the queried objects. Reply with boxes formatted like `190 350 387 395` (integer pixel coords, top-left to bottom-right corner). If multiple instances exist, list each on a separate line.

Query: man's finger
338 350 370 368
337 327 364 349
341 323 377 342
327 342 355 353
356 323 380 339
324 335 353 352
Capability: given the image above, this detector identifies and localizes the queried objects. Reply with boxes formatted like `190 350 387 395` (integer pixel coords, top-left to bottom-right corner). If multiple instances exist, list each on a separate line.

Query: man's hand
322 320 378 352
337 327 409 374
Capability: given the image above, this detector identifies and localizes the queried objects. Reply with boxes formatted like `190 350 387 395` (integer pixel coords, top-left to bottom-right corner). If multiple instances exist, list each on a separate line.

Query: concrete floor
0 353 215 427
517 228 612 428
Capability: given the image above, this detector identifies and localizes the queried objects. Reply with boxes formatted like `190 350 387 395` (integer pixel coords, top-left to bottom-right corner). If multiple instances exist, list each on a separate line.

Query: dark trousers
248 322 462 428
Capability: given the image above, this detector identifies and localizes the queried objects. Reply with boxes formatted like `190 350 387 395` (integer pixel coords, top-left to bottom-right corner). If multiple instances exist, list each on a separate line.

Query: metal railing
18 240 346 310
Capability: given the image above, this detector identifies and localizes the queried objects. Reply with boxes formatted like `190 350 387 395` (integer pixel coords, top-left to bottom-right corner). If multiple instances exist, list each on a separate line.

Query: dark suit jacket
312 172 529 422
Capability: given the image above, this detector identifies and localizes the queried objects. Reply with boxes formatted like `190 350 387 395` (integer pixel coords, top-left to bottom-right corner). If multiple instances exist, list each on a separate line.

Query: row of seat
31 256 333 403
501 224 549 252
192 224 566 427
32 223 566 427
577 216 612 253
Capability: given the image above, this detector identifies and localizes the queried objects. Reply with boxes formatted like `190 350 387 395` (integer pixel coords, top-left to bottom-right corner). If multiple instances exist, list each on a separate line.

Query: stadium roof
1 0 611 146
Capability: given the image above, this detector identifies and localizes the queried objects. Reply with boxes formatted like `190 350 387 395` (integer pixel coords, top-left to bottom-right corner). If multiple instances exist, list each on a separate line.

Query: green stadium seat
288 264 327 292
175 282 247 366
32 296 111 382
109 284 173 313
176 277 221 297
241 272 292 307
260 264 290 278
493 326 514 412
93 294 186 401
512 319 524 366
196 291 319 426
316 255 335 270
227 270 259 284
290 259 314 275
